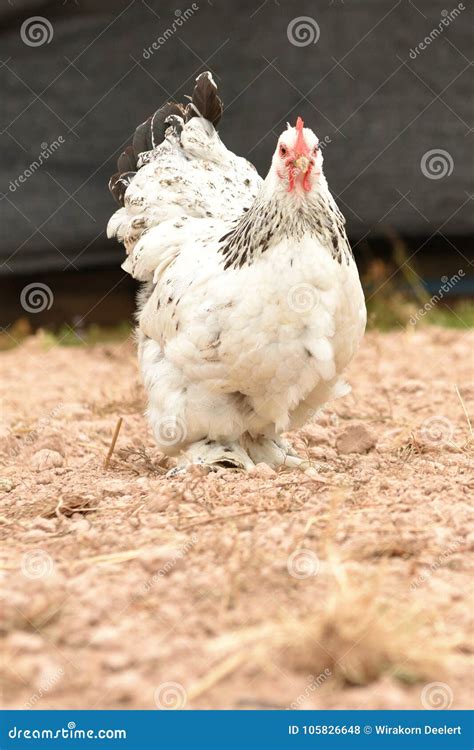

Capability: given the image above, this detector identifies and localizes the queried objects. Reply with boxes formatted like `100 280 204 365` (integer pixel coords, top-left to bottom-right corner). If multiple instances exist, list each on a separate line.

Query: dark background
1 0 472 326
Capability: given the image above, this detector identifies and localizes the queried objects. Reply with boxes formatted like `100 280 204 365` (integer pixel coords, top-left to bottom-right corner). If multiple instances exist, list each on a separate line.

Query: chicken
107 72 366 472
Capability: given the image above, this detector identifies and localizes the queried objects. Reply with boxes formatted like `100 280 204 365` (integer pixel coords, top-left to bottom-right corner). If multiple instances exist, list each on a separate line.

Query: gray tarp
1 0 472 274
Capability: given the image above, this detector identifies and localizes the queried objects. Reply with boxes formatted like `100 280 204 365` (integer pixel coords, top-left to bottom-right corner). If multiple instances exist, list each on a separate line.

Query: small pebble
336 424 377 455
31 449 64 471
250 463 276 477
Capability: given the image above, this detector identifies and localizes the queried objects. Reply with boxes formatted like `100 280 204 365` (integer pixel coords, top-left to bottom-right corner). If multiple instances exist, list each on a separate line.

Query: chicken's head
272 117 322 193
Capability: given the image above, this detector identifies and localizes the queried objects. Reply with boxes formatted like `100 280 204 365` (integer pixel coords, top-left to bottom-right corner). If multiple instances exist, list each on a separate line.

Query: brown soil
0 327 473 711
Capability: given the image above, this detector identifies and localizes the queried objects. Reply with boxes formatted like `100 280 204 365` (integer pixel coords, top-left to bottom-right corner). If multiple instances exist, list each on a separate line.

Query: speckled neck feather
219 188 353 270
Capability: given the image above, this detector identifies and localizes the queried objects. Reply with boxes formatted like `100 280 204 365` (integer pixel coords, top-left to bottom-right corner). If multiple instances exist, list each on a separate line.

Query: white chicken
107 72 366 472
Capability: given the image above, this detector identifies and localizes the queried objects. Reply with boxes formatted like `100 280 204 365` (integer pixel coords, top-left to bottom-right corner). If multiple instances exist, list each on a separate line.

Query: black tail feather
186 72 223 127
132 102 185 157
109 171 137 206
109 72 223 207
117 145 137 175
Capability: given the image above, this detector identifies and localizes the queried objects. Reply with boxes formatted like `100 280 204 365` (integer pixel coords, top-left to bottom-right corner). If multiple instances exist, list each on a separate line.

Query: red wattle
303 164 313 192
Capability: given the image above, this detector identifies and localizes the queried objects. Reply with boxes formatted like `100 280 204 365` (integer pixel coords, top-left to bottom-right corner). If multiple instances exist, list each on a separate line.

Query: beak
294 155 310 173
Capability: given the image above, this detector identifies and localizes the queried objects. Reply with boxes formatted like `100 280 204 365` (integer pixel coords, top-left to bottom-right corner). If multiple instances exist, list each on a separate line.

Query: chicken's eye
279 144 288 157
313 145 319 155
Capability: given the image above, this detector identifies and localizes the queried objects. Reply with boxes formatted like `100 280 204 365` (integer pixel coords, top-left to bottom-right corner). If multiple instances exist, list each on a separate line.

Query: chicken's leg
240 432 309 470
168 439 255 475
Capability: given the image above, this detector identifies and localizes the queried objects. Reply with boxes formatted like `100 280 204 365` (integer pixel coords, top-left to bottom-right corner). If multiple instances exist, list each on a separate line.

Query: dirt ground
0 326 472 711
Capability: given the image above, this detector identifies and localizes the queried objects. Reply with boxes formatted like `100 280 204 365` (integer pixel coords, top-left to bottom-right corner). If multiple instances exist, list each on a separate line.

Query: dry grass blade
205 570 460 690
114 445 168 475
455 385 473 441
77 549 147 566
104 417 123 468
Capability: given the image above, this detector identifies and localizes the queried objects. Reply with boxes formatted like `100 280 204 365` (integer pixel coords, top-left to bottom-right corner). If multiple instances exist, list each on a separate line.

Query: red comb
294 116 309 156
